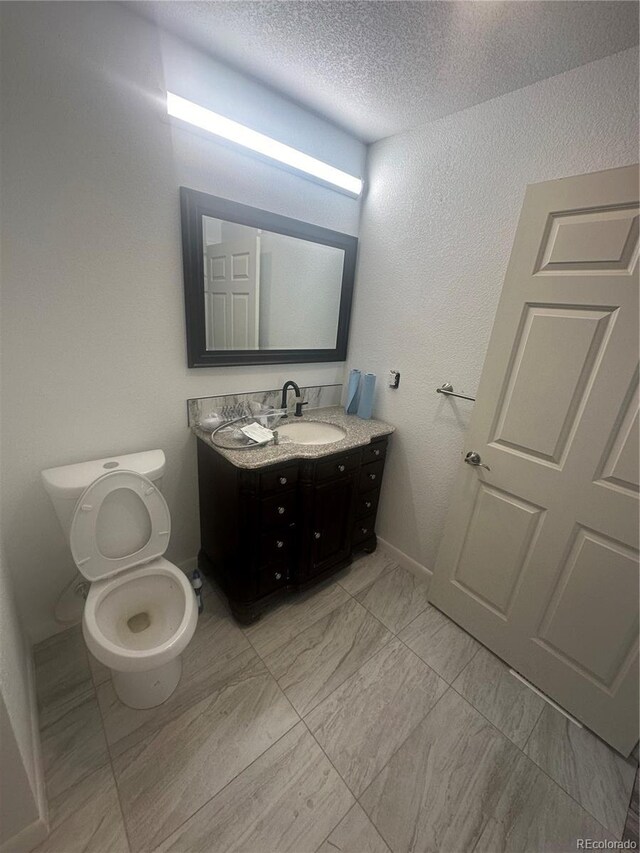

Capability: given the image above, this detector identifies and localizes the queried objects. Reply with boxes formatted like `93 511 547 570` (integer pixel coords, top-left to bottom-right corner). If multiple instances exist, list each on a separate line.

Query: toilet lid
69 469 171 582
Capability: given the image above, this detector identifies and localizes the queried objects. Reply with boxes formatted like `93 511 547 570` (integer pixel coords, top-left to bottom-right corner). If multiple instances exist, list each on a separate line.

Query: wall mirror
180 187 358 367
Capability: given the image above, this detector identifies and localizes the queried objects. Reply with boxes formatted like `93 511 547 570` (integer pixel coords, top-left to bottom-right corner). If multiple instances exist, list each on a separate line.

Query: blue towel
357 373 376 419
345 369 361 414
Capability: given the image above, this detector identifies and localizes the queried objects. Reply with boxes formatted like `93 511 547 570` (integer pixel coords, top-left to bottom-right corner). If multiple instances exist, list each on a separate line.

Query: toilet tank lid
41 450 166 500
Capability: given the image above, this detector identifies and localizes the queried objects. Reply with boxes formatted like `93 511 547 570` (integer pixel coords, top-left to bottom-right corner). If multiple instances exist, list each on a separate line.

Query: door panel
453 483 545 618
430 165 639 755
204 237 259 349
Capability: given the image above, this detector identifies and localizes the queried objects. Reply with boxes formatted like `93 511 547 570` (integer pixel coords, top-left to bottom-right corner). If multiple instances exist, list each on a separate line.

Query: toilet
41 450 198 709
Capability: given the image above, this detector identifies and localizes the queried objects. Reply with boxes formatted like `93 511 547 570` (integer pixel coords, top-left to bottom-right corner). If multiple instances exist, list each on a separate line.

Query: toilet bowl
42 450 198 709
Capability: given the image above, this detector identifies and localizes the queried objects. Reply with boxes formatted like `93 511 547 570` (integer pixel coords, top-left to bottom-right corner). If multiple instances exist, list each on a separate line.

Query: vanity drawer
259 464 299 494
258 531 296 567
356 490 379 519
257 564 290 598
363 441 386 464
353 515 376 545
260 492 297 529
316 452 360 483
359 460 385 492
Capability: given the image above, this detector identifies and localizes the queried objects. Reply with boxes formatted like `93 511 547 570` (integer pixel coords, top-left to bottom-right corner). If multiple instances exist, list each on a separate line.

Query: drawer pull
368 473 377 481
337 463 345 472
276 540 284 549
279 476 288 485
274 572 282 580
365 500 372 509
373 449 380 456
314 531 322 539
277 506 286 515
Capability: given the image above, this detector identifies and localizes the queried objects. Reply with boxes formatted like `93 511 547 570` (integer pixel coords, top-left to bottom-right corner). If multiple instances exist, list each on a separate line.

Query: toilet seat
70 469 171 582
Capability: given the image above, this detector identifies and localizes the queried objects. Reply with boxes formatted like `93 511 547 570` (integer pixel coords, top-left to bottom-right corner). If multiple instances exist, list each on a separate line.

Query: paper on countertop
240 422 274 444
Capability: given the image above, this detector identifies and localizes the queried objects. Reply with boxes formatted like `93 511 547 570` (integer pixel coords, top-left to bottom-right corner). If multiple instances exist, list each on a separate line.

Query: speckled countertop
192 406 394 470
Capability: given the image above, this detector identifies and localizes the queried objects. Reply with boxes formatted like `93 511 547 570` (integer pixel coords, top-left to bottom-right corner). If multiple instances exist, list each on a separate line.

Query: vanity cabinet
196 435 389 623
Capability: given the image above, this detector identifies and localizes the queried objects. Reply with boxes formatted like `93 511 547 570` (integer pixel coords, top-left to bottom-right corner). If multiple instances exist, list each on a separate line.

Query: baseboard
1 653 49 853
177 556 199 576
377 537 433 583
0 816 49 853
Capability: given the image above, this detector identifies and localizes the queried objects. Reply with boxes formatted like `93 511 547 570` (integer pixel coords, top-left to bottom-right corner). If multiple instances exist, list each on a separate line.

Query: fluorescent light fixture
167 92 363 196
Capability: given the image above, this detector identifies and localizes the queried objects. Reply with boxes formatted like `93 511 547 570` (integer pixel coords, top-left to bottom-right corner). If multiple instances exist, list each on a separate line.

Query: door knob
464 451 490 471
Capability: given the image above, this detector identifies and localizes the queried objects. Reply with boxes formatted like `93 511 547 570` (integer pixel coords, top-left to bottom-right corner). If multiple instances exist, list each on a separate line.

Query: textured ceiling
129 1 639 142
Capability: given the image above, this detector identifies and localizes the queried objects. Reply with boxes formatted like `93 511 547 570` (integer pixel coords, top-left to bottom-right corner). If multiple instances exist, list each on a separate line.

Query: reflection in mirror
202 217 345 351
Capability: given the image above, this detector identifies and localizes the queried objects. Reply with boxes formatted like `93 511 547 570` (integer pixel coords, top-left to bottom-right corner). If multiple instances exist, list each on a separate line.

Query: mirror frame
180 187 358 367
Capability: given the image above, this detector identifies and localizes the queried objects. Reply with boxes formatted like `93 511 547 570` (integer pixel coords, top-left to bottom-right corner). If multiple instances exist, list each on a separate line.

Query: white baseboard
377 537 432 583
1 653 49 853
177 556 199 576
0 816 48 853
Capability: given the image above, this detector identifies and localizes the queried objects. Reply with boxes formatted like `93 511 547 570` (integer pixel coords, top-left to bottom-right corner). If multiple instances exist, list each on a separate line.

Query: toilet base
112 656 182 709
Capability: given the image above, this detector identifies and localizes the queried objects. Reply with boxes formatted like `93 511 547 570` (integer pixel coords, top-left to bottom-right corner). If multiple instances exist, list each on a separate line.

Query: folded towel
345 368 361 414
357 373 376 419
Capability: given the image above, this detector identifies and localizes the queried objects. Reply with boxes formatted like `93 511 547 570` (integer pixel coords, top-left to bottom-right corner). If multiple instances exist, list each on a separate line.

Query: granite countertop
191 406 395 470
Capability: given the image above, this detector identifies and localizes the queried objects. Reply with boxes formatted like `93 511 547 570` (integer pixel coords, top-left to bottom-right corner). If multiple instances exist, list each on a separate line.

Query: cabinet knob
276 540 284 549
277 506 286 515
365 500 372 509
373 449 380 456
279 476 288 485
369 473 377 480
274 572 282 580
337 463 345 472
361 527 368 534
314 531 321 539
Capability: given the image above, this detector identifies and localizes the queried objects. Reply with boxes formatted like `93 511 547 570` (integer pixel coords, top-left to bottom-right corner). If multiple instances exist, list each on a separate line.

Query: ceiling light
167 92 363 197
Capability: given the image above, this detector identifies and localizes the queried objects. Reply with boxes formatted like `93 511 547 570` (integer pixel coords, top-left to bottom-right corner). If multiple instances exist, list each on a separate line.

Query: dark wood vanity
196 434 389 623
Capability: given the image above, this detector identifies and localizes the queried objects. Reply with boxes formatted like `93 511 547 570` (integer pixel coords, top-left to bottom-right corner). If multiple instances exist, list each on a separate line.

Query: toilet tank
41 450 166 539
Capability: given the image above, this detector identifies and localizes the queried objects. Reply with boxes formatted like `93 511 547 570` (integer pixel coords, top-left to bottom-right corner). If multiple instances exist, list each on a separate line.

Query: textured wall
348 47 639 573
0 1 365 642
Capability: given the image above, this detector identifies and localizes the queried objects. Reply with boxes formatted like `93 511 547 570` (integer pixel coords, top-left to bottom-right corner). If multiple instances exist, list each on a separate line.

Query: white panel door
430 165 639 755
204 236 260 349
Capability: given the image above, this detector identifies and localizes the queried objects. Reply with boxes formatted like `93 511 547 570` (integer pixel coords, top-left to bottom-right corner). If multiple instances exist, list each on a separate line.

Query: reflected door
204 236 260 349
430 164 639 755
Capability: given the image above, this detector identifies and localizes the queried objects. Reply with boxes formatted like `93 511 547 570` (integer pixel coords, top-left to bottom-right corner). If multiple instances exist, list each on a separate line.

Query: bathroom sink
277 421 346 445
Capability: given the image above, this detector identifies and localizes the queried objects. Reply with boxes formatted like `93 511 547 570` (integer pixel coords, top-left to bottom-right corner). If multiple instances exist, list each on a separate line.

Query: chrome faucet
280 380 307 417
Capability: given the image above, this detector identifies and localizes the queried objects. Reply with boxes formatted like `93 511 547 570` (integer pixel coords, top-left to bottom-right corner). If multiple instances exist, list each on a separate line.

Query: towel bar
436 382 476 402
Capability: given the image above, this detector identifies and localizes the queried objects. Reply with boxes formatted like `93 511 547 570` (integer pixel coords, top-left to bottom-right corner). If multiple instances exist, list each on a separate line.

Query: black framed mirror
180 187 358 367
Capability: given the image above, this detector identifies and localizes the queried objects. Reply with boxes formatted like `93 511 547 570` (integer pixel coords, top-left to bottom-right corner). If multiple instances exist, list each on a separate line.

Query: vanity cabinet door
307 475 356 577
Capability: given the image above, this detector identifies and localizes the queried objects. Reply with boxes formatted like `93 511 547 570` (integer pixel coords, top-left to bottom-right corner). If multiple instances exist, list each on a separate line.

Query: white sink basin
277 421 346 446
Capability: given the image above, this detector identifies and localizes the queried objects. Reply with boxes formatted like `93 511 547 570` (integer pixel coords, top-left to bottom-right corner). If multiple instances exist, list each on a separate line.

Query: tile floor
33 550 638 853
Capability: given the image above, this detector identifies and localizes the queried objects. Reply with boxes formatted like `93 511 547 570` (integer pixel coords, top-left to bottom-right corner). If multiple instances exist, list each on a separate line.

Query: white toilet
41 450 198 709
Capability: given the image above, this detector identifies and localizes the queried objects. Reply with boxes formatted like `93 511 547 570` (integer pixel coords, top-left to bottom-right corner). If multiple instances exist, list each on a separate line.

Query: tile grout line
446 677 619 840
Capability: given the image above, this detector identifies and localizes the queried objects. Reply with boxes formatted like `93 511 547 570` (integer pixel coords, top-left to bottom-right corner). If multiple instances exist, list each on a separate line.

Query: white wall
0 1 365 642
348 47 639 573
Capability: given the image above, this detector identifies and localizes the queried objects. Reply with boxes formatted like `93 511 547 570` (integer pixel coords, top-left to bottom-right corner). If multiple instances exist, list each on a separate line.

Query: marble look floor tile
356 564 431 634
34 625 93 722
265 597 393 716
99 595 252 754
338 550 397 597
359 688 521 853
243 580 351 658
306 638 446 796
474 752 613 852
452 646 545 747
525 705 637 837
316 803 390 853
33 764 129 853
41 691 109 800
156 722 353 853
112 651 299 852
88 651 111 688
398 604 480 683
